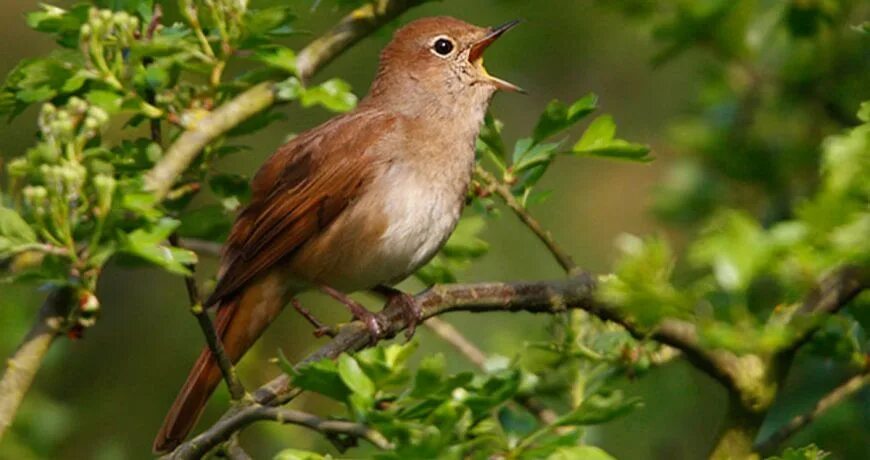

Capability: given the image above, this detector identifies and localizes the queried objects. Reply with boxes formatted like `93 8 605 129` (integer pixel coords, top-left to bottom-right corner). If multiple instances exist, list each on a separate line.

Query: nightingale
153 16 521 453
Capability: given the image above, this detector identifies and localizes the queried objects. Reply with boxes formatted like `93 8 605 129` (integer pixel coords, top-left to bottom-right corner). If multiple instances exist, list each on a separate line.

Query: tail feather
153 274 289 454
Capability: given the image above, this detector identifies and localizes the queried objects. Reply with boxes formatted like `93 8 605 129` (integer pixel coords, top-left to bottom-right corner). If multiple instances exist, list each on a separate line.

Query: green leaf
513 140 561 173
547 446 616 460
86 90 124 114
0 206 36 245
251 45 298 76
411 354 446 397
337 354 375 399
441 216 489 259
532 94 598 143
119 218 196 275
557 390 642 426
300 79 358 113
767 444 831 460
573 115 651 162
274 449 329 460
291 359 351 401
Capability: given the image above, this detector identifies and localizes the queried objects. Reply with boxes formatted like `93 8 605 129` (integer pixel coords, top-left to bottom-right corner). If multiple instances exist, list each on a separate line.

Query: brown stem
163 405 391 459
476 166 577 273
0 287 73 440
169 234 246 401
754 369 870 456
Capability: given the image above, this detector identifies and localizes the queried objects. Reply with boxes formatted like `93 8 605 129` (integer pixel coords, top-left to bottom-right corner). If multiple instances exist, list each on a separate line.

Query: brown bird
153 16 521 453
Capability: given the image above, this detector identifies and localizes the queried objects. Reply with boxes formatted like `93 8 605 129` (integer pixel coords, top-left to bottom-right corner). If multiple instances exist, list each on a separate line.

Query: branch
144 0 429 200
164 405 391 459
169 234 246 401
476 166 577 273
754 369 870 455
169 275 748 457
0 287 73 440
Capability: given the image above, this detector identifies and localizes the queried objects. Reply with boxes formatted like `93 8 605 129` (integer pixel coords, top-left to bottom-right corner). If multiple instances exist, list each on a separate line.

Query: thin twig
164 404 391 459
424 317 561 425
754 369 870 455
424 317 487 368
476 166 577 273
169 234 246 401
0 288 73 440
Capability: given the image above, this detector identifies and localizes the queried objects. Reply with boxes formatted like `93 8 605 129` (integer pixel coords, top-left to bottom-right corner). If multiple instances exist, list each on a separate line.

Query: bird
153 16 521 453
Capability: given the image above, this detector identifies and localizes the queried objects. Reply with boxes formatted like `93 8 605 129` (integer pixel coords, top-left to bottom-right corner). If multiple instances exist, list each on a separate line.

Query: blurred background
1 0 867 459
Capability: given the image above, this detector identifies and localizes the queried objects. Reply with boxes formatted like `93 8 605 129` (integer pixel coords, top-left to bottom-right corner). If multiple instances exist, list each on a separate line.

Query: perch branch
0 288 73 440
144 0 429 200
754 368 870 455
168 274 753 457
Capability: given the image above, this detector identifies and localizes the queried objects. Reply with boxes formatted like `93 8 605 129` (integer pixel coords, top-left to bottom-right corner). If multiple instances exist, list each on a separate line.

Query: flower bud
6 158 29 177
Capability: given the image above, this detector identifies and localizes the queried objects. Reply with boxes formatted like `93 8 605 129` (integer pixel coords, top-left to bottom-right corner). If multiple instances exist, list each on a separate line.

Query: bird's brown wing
204 110 397 307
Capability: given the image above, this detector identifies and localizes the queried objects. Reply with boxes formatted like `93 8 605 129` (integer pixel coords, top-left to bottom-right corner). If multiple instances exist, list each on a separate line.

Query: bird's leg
371 285 423 340
319 285 384 341
291 298 335 338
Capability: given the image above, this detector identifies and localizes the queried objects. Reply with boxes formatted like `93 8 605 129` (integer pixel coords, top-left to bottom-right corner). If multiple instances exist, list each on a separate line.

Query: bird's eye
432 38 455 56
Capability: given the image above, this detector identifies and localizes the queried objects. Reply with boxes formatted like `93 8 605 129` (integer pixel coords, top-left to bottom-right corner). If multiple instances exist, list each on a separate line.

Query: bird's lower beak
468 20 525 93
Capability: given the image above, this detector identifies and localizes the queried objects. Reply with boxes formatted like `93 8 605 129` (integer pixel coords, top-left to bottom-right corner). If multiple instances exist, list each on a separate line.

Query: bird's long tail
153 273 289 454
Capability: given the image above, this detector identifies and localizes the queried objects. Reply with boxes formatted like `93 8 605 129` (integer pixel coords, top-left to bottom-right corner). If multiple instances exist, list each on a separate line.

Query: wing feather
204 110 397 307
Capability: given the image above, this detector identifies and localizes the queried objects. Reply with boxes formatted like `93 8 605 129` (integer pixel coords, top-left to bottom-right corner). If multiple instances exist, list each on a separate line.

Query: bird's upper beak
468 20 524 93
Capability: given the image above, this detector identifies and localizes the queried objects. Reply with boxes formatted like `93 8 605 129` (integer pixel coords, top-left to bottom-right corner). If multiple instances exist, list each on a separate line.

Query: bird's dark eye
433 38 454 56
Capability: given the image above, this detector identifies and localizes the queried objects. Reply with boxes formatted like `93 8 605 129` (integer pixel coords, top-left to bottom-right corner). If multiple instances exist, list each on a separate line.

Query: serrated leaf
532 94 598 143
291 358 350 401
120 218 196 275
573 115 651 162
338 354 375 399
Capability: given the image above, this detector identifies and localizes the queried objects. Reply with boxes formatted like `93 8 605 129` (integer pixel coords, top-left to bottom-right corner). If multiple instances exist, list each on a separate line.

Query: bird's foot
291 298 335 338
374 285 423 340
320 285 385 342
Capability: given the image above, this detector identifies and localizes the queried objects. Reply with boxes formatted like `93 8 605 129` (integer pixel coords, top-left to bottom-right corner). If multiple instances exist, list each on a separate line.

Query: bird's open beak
468 20 524 93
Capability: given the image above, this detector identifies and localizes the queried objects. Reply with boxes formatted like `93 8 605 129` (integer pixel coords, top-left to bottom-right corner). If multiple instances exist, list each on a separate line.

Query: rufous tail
153 277 288 453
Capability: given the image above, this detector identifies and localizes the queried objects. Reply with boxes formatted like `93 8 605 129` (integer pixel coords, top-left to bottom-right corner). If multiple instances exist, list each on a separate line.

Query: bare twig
144 0 429 200
179 238 222 257
169 235 246 400
754 369 870 455
0 288 73 440
424 317 488 368
476 166 577 273
164 404 391 459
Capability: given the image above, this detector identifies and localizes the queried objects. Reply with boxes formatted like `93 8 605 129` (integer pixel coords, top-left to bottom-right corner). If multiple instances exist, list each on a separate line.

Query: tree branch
164 405 391 459
0 287 73 440
754 369 870 455
144 0 429 200
169 275 753 457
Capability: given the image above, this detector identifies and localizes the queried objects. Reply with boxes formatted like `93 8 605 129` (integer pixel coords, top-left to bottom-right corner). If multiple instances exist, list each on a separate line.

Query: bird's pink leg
319 285 384 341
372 285 423 339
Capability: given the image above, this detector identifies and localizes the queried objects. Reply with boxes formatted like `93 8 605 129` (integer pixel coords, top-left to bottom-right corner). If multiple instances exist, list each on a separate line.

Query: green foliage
279 342 628 459
767 444 831 460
